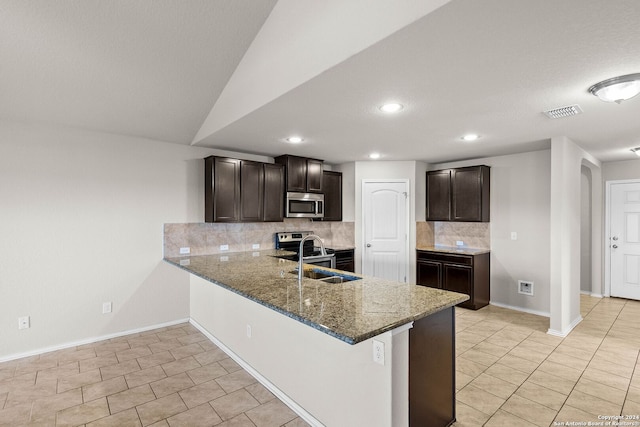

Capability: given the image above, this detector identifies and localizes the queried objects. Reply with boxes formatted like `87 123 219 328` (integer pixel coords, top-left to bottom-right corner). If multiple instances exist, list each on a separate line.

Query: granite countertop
416 245 491 255
164 249 468 345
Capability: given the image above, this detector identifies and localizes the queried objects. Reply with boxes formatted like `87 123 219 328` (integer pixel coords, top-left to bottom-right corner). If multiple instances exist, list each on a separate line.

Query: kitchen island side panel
189 274 398 427
409 307 455 427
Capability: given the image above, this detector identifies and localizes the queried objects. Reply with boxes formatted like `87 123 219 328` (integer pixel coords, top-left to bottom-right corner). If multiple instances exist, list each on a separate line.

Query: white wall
602 158 640 181
434 150 552 315
334 162 356 221
581 166 592 293
0 121 217 360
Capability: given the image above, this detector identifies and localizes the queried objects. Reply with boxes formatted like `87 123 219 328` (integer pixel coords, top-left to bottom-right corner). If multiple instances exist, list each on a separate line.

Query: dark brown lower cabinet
333 249 354 272
416 250 490 310
409 307 455 426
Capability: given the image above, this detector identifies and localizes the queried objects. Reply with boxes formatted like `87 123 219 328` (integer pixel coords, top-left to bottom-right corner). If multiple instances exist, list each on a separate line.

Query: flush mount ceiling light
588 73 640 103
369 152 381 159
379 103 404 113
632 147 640 157
461 134 480 142
285 136 304 143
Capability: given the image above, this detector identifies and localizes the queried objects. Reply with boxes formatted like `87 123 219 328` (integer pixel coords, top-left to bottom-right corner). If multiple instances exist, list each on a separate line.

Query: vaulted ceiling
3 0 640 164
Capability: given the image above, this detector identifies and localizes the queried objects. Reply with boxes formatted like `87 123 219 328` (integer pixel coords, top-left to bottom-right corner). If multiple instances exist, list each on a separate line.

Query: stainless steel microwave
286 192 324 218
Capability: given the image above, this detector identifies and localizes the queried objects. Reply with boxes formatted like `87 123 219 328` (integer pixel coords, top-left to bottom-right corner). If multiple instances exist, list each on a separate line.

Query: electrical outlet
220 244 229 251
246 324 252 338
18 316 30 330
518 280 534 296
220 256 229 262
102 302 112 314
179 247 190 255
511 232 518 241
372 340 385 365
252 243 260 250
456 240 464 247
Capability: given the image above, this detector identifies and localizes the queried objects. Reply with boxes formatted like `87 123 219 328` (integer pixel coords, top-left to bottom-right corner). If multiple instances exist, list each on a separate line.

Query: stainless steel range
275 231 336 269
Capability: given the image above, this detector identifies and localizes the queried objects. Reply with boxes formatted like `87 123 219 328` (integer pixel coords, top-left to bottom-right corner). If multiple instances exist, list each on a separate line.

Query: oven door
301 254 336 269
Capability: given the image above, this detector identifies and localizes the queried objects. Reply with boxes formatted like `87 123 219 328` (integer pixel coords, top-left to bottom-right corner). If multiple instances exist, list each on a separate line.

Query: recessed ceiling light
461 134 480 142
379 103 404 113
369 152 381 159
632 147 640 157
286 136 304 143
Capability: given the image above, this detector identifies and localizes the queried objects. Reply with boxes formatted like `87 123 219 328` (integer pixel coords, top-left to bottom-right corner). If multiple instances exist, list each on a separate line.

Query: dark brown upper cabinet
426 165 490 222
205 156 284 223
321 170 342 221
263 163 285 222
274 155 324 193
425 169 451 221
239 160 264 222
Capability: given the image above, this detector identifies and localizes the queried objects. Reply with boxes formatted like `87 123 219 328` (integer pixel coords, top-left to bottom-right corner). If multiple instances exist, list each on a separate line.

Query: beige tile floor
1 294 639 426
0 323 310 426
453 294 640 426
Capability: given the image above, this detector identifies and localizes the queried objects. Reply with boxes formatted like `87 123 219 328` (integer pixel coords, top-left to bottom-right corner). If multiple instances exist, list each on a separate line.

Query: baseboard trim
489 301 550 318
189 318 324 427
0 318 190 363
547 315 583 337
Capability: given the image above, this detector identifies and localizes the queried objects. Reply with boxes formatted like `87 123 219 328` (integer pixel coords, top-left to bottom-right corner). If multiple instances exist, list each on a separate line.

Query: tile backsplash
164 219 355 257
416 221 490 250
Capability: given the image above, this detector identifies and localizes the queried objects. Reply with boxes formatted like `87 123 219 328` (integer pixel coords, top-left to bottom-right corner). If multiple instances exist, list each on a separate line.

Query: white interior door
362 181 409 282
610 182 640 300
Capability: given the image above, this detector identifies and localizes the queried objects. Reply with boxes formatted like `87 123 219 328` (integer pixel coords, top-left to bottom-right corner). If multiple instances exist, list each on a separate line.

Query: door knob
612 245 618 249
366 243 372 247
612 236 619 241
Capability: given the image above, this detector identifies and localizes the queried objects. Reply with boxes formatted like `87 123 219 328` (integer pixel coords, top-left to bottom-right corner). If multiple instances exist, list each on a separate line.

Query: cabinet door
443 263 472 295
263 163 284 222
306 159 323 193
213 157 240 222
322 171 342 221
239 161 264 222
426 170 451 221
452 167 481 221
283 156 307 192
451 165 490 222
416 260 442 289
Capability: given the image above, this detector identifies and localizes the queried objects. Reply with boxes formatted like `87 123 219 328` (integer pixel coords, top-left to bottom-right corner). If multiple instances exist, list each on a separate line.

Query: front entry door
362 181 409 282
610 181 640 300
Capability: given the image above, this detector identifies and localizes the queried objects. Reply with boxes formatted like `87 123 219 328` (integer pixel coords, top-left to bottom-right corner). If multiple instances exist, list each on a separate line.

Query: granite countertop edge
164 251 468 345
416 245 491 255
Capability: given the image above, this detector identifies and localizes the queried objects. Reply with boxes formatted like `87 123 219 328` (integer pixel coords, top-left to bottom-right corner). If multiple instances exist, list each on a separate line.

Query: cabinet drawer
416 251 472 266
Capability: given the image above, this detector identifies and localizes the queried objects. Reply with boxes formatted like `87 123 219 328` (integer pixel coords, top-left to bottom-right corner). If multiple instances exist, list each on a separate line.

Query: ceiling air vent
543 104 583 119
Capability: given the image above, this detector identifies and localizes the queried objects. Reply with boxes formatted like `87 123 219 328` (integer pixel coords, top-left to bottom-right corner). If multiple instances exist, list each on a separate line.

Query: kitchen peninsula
165 250 468 427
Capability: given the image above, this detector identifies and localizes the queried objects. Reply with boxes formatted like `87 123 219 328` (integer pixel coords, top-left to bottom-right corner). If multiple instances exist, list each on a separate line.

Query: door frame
605 178 640 297
361 179 410 282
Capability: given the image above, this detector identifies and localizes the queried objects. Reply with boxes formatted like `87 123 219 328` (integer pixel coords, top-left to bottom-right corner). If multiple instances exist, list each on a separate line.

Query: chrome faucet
298 234 327 283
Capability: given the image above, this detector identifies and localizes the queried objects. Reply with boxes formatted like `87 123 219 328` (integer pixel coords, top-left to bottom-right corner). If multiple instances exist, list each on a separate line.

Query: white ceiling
3 0 640 164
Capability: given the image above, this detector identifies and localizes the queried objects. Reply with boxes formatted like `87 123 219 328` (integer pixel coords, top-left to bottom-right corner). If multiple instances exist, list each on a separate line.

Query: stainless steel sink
290 268 360 283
